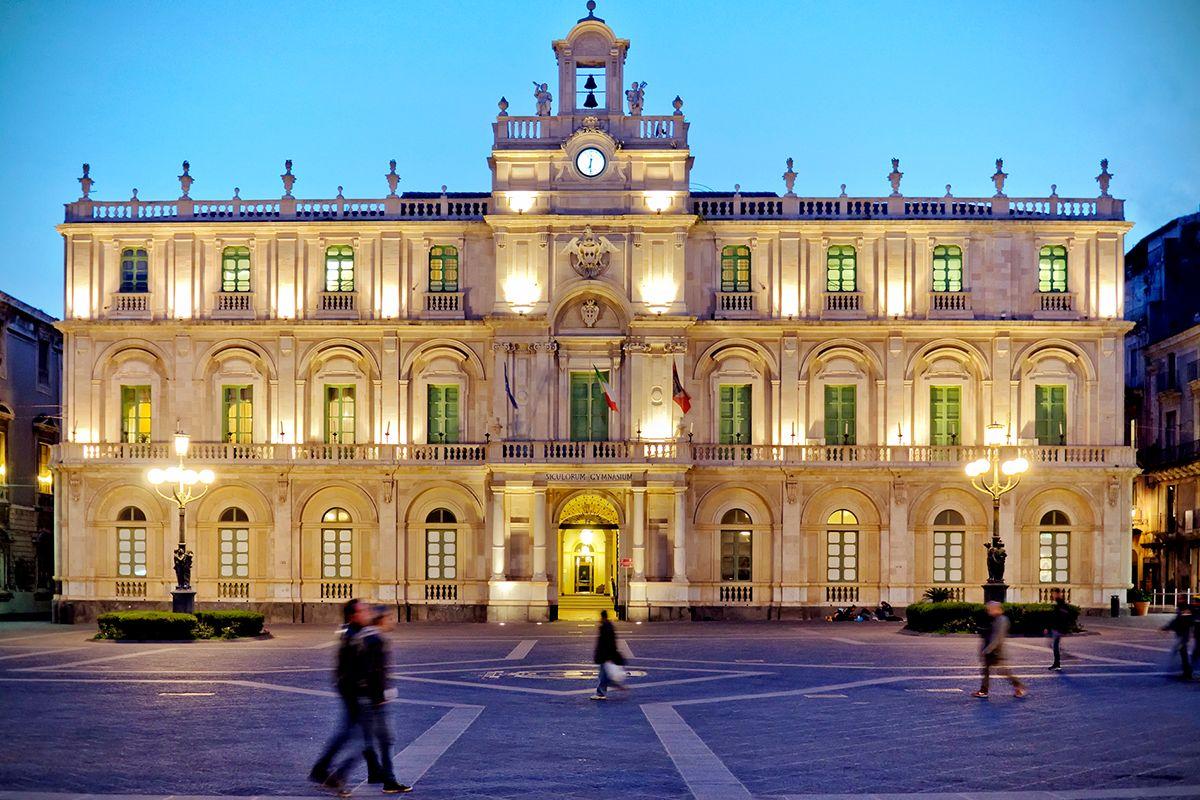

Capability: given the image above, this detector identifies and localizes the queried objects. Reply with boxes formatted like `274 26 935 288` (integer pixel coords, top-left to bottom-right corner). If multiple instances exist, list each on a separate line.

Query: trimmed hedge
904 602 1081 635
195 610 265 638
97 611 197 640
96 610 265 640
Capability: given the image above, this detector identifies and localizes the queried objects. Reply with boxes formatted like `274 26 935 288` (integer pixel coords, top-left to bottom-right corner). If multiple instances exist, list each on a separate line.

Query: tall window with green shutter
324 385 356 444
720 245 751 292
325 245 355 292
826 245 857 292
1038 245 1068 293
929 386 961 445
428 245 459 293
1035 384 1067 444
119 248 149 293
824 385 856 444
120 385 152 444
718 384 751 443
221 246 251 292
931 245 963 292
426 385 460 443
222 385 253 444
569 371 609 442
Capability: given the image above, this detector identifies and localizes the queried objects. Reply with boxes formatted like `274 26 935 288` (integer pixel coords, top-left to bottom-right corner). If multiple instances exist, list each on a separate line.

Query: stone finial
497 96 509 116
1096 158 1113 197
944 184 953 198
991 158 1008 197
130 188 139 201
733 183 741 198
441 184 448 196
233 187 241 199
839 183 848 198
672 95 684 116
887 157 903 197
178 160 193 199
579 0 603 22
281 159 296 198
336 185 344 200
385 159 400 197
782 157 797 197
1049 183 1058 198
78 163 94 200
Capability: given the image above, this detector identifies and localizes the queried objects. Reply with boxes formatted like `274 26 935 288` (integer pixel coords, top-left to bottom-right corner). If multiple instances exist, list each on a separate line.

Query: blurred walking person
973 601 1027 699
590 609 627 700
310 598 375 794
356 605 409 794
1046 588 1072 671
1162 600 1194 680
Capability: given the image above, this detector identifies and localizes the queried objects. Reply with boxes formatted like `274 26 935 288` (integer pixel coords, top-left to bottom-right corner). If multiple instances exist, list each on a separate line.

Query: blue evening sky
1 0 1197 318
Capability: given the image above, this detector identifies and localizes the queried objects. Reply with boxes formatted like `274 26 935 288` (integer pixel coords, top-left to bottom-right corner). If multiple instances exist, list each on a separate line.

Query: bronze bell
583 74 598 90
583 91 599 108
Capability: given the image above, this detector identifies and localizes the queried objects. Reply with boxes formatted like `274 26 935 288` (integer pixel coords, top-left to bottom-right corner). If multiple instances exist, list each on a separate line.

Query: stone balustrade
494 114 687 148
66 192 491 223
691 193 1123 221
57 441 1136 469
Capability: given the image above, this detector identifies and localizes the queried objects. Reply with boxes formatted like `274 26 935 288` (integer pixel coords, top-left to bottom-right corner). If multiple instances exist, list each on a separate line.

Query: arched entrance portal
557 493 620 621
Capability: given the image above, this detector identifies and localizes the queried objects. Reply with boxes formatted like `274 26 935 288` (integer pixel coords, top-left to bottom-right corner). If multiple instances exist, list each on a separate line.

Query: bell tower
554 1 628 117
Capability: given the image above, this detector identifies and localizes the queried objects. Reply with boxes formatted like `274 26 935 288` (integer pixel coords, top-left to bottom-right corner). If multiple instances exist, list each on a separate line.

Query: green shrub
195 610 265 638
1127 587 1151 603
922 587 955 603
96 611 197 640
904 602 1080 635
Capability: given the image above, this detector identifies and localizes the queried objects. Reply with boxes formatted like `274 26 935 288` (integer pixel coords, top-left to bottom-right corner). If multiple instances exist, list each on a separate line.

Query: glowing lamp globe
1001 457 1030 476
147 468 166 485
965 458 990 478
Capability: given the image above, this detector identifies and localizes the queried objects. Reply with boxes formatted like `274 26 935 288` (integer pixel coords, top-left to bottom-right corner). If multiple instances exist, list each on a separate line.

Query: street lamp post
964 423 1029 603
147 432 215 613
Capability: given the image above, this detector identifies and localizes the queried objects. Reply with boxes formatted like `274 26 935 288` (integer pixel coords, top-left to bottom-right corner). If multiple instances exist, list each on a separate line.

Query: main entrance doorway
557 493 620 622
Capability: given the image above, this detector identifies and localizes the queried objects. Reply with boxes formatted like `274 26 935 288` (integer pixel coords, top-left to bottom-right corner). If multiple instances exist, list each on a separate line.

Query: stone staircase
556 593 615 622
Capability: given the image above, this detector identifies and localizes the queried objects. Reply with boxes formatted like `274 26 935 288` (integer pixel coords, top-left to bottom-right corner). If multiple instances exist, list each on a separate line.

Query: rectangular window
428 246 459 293
0 427 8 488
1035 384 1067 445
1038 531 1069 583
932 530 964 583
221 246 252 292
117 526 147 577
120 385 152 444
120 248 149 293
1038 245 1068 293
1165 410 1177 451
720 529 752 581
37 442 52 494
219 527 250 578
426 528 457 580
37 340 50 384
720 246 751 292
427 385 461 444
826 530 858 582
322 527 352 579
929 386 962 446
569 371 609 442
931 245 963 292
222 385 253 444
718 384 751 444
823 385 857 445
324 385 356 444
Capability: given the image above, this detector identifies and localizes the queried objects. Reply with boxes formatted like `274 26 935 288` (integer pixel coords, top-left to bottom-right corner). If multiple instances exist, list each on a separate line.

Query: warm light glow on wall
1098 286 1118 318
886 282 905 317
71 287 91 319
781 283 799 318
640 275 677 313
173 286 192 319
642 416 674 441
507 191 537 214
381 287 400 319
643 191 673 214
503 274 540 313
72 427 95 444
277 288 295 319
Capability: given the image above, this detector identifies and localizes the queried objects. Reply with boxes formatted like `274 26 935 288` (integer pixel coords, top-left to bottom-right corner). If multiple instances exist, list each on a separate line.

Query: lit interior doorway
557 493 620 621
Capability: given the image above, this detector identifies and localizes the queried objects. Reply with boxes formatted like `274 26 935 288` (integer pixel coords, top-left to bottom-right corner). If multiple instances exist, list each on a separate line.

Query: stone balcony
928 291 973 319
1034 291 1078 319
424 291 465 319
212 291 255 319
714 291 756 319
109 292 151 320
317 291 358 319
56 441 1136 469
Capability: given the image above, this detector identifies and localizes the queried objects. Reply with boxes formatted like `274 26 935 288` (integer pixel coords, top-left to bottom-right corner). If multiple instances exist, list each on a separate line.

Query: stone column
632 487 646 580
490 485 506 580
672 488 688 583
532 488 547 581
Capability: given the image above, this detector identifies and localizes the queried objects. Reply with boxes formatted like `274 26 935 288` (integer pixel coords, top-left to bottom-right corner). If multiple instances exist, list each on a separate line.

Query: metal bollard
1110 594 1120 617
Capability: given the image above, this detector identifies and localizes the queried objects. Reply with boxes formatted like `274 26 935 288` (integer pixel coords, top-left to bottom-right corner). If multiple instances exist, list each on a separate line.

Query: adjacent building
0 292 61 618
54 7 1135 623
1128 211 1200 594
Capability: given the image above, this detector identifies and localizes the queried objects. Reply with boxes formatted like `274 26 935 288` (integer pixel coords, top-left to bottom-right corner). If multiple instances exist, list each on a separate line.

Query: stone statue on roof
533 82 553 116
625 81 646 116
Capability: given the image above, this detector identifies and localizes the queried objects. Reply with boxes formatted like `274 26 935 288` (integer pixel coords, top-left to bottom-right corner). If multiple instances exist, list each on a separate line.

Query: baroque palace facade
54 8 1135 622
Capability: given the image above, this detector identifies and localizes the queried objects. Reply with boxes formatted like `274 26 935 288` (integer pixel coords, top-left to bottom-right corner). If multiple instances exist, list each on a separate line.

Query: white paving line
392 705 483 785
13 646 176 672
771 786 1200 799
310 638 341 649
1004 640 1149 665
505 639 537 660
0 631 75 644
393 670 768 696
1095 639 1173 653
642 702 753 800
0 647 77 662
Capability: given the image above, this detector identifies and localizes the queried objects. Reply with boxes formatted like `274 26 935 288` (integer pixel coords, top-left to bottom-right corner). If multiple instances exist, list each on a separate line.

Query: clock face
575 147 607 178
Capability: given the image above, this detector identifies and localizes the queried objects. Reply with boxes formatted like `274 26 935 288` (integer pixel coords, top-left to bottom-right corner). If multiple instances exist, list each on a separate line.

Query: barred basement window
826 509 858 582
425 508 457 580
932 509 965 583
322 507 353 579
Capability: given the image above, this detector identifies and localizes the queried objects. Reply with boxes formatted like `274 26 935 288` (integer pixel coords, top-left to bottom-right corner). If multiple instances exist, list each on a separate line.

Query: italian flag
594 365 619 412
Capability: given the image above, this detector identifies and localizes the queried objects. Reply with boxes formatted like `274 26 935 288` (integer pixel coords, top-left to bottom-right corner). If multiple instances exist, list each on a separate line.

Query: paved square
0 617 1197 799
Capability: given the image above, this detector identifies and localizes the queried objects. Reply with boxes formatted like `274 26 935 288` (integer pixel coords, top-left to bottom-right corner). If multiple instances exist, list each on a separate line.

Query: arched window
321 507 352 579
931 245 963 293
720 509 752 582
932 509 965 583
826 245 857 292
221 246 251 292
425 508 457 580
325 245 355 292
218 507 250 578
1039 510 1071 584
826 509 858 582
428 245 459 293
1038 245 1068 293
116 506 147 577
720 245 751 293
119 248 149 293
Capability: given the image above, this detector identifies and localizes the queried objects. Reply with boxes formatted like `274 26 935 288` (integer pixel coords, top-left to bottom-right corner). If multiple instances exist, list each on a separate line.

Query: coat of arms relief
564 226 617 280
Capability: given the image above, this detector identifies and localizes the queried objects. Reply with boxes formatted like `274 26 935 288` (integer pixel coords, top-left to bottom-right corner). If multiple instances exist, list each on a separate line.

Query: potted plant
922 587 954 603
1127 587 1151 616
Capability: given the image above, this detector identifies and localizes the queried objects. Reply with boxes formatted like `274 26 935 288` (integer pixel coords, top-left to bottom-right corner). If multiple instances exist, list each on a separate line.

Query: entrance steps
556 593 615 622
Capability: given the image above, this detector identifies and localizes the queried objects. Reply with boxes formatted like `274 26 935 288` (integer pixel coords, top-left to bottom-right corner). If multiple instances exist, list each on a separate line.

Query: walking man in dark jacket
310 598 370 793
354 605 409 794
973 601 1027 698
591 609 626 700
1163 601 1194 680
1046 588 1072 671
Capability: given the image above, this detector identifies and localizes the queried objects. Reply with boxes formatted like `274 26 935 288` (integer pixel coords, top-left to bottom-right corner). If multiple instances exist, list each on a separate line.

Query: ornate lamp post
147 432 215 613
964 423 1029 603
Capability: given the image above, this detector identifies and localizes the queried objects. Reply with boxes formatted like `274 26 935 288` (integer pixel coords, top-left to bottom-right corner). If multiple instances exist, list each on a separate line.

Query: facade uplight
643 191 673 214
640 275 677 313
503 275 540 314
508 191 537 214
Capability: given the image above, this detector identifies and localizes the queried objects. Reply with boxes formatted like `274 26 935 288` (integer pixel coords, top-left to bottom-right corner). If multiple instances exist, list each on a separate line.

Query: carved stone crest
564 226 617 280
580 299 601 328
